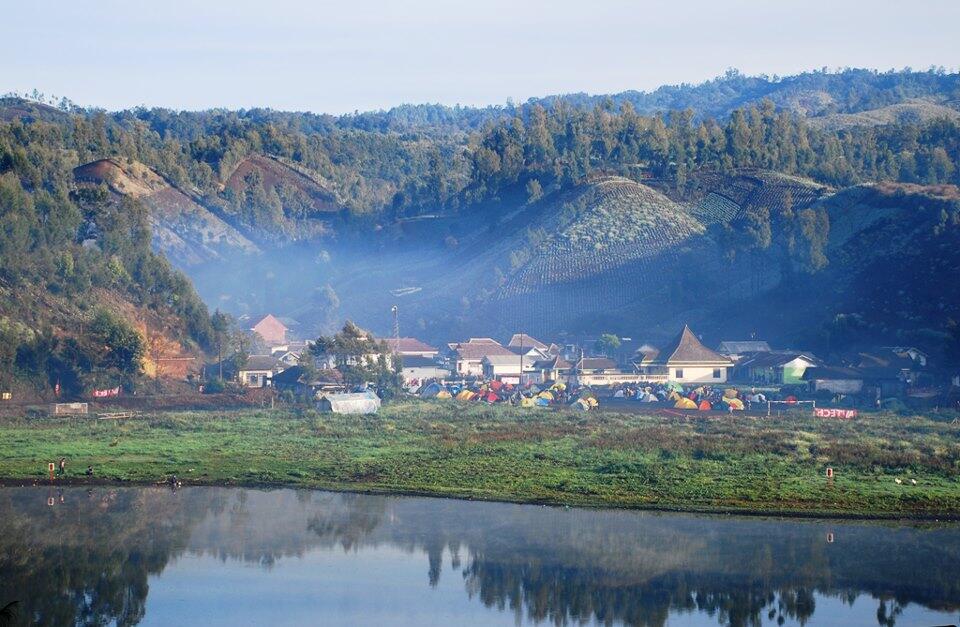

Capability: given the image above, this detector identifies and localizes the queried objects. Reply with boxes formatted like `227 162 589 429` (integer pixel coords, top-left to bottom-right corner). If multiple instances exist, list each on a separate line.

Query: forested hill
4 68 960 231
1 67 960 379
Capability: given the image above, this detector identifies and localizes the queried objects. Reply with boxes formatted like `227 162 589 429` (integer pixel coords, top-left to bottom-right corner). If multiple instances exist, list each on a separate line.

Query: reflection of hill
1 487 958 626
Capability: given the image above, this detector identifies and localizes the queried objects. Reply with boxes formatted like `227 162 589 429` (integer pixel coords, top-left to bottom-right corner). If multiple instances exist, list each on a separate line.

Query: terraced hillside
466 178 724 336
74 159 258 265
682 169 830 225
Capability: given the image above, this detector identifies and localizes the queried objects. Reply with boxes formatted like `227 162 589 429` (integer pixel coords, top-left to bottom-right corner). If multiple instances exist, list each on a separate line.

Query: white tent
317 391 381 414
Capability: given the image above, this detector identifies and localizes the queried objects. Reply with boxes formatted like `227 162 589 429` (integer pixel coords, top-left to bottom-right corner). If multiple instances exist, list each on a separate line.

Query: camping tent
436 390 452 399
698 400 712 411
722 397 744 410
420 382 443 398
674 397 697 409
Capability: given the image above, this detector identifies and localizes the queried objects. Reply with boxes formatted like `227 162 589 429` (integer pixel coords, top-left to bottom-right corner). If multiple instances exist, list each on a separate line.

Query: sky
2 0 959 114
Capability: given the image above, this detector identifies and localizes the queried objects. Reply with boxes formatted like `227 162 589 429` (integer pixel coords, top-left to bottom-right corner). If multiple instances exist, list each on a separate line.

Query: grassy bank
1 401 959 517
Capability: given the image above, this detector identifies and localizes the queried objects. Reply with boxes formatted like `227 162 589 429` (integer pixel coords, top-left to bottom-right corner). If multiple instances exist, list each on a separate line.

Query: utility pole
391 305 400 354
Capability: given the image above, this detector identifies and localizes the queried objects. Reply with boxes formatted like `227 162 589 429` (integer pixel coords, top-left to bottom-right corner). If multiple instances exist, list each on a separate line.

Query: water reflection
0 486 958 626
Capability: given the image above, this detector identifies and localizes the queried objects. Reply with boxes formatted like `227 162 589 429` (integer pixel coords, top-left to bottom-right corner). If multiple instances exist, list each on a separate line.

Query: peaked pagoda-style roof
651 326 732 366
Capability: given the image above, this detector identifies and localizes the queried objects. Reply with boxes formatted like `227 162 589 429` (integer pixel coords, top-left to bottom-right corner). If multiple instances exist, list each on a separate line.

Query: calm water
0 487 958 626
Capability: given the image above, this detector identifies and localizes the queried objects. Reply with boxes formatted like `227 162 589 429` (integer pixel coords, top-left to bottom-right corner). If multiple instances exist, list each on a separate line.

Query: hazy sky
3 0 958 114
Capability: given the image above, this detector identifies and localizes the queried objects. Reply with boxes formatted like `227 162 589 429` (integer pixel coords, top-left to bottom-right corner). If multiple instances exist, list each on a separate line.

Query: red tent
698 400 712 411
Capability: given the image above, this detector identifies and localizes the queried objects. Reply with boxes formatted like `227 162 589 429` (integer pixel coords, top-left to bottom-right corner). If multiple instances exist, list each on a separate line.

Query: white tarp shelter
317 391 381 414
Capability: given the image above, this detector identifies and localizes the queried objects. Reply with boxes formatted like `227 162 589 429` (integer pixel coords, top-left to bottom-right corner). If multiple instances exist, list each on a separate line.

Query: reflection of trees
2 487 959 627
0 488 210 626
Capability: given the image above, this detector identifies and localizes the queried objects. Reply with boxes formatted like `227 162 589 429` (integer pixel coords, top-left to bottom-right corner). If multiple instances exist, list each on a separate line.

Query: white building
447 338 517 377
642 325 732 384
401 356 451 384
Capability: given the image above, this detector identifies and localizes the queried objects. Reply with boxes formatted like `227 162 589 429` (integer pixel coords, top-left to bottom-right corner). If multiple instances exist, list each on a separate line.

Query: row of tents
418 380 599 410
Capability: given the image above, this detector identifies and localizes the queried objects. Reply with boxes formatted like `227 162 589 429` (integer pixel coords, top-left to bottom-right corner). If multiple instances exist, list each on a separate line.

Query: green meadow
1 401 958 517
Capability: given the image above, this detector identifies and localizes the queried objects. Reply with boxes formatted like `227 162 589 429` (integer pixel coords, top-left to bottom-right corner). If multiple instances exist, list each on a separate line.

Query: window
675 369 683 379
713 368 722 379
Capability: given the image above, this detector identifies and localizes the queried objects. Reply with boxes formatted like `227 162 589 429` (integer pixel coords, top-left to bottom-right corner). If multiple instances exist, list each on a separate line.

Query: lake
0 486 958 626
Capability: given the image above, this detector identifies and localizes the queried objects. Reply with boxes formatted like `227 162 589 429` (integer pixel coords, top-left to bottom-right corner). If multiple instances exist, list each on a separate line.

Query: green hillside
2 68 960 365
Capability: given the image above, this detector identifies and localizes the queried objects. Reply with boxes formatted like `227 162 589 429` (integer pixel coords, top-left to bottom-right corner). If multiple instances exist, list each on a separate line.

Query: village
211 313 959 416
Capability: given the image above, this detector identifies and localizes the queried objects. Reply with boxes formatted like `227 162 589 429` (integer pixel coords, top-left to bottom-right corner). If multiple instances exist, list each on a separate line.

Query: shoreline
3 475 959 523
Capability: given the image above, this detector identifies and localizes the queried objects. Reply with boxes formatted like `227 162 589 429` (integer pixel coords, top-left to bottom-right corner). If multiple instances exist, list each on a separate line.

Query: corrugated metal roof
717 340 772 354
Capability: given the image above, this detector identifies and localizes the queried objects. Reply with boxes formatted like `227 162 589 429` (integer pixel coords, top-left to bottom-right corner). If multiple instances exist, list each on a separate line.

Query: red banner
814 407 858 419
92 386 121 398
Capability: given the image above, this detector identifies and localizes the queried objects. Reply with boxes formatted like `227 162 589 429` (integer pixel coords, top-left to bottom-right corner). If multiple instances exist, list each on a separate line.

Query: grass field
1 401 959 517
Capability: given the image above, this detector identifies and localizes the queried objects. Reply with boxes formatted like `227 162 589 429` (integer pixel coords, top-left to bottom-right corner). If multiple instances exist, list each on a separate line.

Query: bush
203 378 225 394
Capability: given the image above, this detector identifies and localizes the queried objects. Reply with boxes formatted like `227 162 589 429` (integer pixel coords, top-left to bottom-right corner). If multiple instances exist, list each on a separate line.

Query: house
481 353 543 384
237 355 286 388
375 337 439 359
530 355 573 384
317 390 381 415
272 350 303 368
643 325 733 383
802 367 864 394
632 344 660 369
882 346 929 367
735 352 821 385
853 349 922 386
447 338 516 377
272 366 345 398
400 356 451 384
717 340 772 362
507 333 549 352
250 314 288 347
